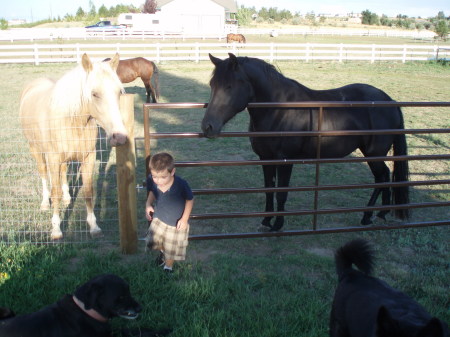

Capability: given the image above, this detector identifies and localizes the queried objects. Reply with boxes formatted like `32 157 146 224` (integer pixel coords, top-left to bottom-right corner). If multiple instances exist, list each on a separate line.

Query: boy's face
151 168 175 190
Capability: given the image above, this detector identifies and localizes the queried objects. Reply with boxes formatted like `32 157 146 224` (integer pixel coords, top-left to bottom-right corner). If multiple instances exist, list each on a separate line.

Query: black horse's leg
271 164 293 231
261 165 276 229
361 161 391 225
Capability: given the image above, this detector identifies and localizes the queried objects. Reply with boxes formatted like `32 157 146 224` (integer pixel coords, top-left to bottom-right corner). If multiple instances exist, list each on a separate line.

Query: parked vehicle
85 21 125 30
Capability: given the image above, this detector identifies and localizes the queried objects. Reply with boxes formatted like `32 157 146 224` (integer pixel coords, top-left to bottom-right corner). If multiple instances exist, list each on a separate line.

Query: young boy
145 152 194 273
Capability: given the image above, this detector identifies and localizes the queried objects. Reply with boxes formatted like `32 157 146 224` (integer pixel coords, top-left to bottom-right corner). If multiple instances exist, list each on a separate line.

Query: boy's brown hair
149 152 175 172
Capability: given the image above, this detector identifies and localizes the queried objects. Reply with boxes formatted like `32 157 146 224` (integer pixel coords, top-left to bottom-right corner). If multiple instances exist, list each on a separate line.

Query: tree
435 20 449 40
258 7 269 20
361 10 379 25
437 11 445 20
88 0 96 18
237 6 253 26
144 0 157 14
76 7 86 20
98 5 109 18
0 18 8 30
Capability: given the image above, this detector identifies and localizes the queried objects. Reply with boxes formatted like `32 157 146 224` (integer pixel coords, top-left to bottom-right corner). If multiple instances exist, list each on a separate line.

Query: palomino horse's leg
361 160 391 225
272 164 293 231
60 162 71 207
261 164 276 229
47 155 63 240
80 151 102 237
29 148 51 211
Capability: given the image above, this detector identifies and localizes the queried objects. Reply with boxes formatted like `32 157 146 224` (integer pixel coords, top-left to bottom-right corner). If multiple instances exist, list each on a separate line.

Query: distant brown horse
20 53 128 240
104 57 160 103
227 33 246 44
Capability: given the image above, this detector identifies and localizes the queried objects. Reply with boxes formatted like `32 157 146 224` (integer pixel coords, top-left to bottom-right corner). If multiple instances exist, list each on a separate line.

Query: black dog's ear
376 306 400 337
416 318 446 337
74 279 102 310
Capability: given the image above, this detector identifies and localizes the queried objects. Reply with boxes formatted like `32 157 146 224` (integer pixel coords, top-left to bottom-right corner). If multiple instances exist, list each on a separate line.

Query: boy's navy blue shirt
146 174 194 226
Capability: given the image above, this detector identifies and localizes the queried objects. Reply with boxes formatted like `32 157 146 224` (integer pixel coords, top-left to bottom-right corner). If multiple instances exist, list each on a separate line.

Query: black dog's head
74 274 142 320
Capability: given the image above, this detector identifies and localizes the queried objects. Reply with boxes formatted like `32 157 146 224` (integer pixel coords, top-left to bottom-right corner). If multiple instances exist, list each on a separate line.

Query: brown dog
330 239 448 337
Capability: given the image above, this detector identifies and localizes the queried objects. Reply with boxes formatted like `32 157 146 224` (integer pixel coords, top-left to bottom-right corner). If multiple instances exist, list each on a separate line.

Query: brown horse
20 53 128 240
105 57 160 103
227 33 246 44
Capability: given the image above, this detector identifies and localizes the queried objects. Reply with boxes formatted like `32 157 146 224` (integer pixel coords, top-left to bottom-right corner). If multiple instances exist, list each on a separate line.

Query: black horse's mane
211 56 295 87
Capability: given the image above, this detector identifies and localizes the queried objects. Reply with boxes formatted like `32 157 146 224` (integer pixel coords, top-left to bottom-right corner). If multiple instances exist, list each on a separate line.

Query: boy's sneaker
155 251 165 267
163 266 173 274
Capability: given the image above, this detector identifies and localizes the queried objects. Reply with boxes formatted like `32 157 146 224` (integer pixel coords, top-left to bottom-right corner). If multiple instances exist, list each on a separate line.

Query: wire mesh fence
0 124 120 244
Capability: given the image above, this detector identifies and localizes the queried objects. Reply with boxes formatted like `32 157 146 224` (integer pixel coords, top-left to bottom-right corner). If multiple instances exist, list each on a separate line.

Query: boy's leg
164 259 174 268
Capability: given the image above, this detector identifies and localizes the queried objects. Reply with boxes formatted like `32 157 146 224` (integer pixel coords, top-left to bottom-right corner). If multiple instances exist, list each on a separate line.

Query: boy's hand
146 206 154 221
176 219 188 231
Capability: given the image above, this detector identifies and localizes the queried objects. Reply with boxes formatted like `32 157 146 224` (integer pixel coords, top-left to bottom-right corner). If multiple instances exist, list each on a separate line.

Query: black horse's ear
228 53 239 70
209 53 222 66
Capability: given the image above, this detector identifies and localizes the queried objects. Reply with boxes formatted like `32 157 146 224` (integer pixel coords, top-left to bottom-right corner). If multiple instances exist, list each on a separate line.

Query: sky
3 0 449 22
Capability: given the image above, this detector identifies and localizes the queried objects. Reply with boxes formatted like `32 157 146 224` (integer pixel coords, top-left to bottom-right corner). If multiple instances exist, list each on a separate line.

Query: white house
118 0 237 35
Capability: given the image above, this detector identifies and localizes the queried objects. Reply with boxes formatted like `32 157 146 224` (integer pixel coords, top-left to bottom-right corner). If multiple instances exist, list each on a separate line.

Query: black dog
0 274 169 337
330 239 448 337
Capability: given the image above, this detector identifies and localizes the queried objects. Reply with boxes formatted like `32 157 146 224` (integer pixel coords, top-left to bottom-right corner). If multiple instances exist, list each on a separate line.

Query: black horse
201 53 409 231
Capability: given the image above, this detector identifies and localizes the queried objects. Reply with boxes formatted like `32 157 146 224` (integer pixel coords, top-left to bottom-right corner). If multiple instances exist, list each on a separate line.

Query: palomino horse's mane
50 61 124 118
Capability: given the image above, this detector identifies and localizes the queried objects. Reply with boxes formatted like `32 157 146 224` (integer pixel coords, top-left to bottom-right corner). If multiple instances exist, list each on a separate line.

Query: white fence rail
0 27 438 42
0 42 447 65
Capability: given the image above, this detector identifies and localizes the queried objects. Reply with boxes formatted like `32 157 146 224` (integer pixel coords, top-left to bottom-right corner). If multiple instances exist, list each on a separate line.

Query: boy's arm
145 191 156 221
177 199 194 230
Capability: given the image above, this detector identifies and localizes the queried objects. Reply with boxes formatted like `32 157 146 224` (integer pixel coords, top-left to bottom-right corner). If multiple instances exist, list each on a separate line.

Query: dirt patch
305 247 334 258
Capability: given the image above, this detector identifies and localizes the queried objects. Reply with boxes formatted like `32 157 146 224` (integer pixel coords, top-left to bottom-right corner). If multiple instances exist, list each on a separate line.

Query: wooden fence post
116 94 137 254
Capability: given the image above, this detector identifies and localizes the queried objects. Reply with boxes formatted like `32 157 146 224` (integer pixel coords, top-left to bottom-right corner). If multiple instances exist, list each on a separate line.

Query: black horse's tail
152 62 160 100
392 109 410 220
335 239 374 281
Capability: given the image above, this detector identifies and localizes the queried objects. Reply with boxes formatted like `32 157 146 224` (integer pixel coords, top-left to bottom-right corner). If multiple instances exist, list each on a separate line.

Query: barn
157 0 237 35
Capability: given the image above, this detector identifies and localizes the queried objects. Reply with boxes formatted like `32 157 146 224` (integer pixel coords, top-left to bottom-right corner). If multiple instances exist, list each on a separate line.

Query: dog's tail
335 239 375 281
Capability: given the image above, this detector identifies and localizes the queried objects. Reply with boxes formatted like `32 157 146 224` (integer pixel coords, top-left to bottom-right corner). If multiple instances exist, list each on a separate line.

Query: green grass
0 228 448 336
0 50 449 335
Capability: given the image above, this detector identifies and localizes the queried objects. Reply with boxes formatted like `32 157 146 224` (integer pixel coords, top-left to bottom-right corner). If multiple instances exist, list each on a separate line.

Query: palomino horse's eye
92 91 100 98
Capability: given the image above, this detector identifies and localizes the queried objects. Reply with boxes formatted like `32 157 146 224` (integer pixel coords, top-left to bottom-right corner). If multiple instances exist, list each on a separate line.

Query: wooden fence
0 42 447 65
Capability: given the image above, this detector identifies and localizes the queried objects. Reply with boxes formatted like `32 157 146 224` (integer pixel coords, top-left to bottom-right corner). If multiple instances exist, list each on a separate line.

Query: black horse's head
201 53 254 138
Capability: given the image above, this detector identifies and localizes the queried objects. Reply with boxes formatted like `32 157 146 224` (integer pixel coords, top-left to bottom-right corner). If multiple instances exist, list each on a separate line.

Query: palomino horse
226 33 246 44
202 53 409 231
104 57 160 103
20 53 128 240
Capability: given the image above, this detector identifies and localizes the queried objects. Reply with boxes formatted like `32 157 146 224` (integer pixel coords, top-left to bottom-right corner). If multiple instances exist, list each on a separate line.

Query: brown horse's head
82 53 128 146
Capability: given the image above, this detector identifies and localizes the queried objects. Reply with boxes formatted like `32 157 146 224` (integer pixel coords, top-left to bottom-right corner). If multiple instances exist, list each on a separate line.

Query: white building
118 0 237 35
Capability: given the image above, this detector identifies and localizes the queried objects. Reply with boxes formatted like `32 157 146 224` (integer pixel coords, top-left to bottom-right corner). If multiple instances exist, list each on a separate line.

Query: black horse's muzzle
201 118 222 139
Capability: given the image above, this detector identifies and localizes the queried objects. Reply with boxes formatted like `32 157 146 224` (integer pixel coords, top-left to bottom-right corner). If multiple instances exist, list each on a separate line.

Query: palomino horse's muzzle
109 132 128 146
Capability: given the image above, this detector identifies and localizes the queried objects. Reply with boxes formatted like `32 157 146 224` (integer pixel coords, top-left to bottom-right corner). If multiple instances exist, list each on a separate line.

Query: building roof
157 0 237 12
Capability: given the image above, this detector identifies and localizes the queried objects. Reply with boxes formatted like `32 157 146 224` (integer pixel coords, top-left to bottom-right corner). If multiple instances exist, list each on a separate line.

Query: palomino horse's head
82 53 128 146
201 53 254 138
